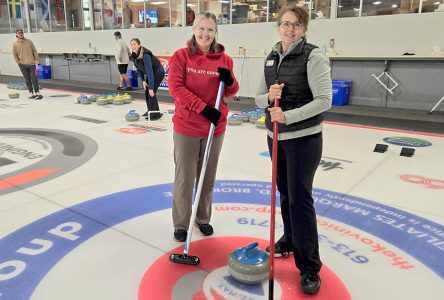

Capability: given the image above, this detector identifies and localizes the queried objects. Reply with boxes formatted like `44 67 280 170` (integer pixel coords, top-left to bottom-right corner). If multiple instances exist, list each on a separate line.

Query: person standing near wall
129 38 165 120
12 29 43 100
114 31 131 90
186 6 195 26
122 1 132 28
255 4 332 296
168 12 239 242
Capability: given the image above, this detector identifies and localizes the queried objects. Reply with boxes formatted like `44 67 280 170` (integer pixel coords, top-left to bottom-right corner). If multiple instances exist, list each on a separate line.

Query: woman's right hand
268 83 285 102
142 81 148 91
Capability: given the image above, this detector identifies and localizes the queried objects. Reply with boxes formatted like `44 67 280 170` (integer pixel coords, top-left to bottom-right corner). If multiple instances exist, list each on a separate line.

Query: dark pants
18 64 39 93
267 132 323 274
144 72 165 119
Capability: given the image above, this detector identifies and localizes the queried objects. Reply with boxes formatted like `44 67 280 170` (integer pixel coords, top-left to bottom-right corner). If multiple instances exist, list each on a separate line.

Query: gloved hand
218 67 234 87
200 105 222 126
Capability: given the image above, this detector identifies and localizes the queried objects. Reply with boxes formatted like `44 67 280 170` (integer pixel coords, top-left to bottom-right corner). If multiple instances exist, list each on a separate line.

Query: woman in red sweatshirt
168 12 239 242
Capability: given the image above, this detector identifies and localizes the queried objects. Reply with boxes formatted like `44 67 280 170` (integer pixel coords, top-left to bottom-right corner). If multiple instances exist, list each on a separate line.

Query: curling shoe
266 235 292 257
300 273 321 295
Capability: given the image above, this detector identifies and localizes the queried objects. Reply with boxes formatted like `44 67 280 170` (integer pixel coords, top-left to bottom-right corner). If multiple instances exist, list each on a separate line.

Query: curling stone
228 242 269 284
107 95 114 104
228 113 242 126
255 116 266 129
88 95 98 102
113 94 125 105
125 110 140 122
8 90 19 99
240 111 249 122
79 95 92 104
248 111 260 124
77 94 87 103
96 96 108 106
122 93 132 104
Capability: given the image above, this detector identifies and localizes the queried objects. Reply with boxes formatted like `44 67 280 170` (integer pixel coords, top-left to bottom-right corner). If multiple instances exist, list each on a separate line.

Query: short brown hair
276 4 309 31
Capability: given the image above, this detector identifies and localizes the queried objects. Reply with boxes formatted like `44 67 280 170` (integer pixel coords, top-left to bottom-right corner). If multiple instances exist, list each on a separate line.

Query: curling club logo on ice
383 136 432 147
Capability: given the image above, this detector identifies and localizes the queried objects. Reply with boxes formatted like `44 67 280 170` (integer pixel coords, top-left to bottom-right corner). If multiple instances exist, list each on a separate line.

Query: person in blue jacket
130 38 165 120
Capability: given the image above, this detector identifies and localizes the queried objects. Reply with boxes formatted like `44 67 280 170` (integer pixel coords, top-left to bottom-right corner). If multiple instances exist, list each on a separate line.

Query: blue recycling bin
37 65 51 79
332 80 352 106
124 70 138 88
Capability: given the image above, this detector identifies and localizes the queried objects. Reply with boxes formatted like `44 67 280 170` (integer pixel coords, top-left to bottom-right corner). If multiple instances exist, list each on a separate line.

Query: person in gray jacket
255 4 332 296
114 31 132 90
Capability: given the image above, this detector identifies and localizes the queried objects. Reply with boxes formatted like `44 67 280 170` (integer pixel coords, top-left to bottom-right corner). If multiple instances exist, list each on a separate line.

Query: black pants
144 72 165 118
18 64 39 93
267 132 323 274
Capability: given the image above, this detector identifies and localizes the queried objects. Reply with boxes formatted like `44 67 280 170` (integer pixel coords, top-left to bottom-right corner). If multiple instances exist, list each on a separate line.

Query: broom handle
183 81 225 255
268 97 279 300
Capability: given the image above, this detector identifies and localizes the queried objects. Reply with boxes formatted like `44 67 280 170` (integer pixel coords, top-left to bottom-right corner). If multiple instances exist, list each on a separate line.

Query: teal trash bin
37 65 51 79
332 80 352 106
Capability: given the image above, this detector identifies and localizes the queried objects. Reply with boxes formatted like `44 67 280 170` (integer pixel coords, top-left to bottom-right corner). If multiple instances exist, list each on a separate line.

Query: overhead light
372 1 382 4
434 1 440 4
151 1 167 4
219 0 230 3
391 4 398 7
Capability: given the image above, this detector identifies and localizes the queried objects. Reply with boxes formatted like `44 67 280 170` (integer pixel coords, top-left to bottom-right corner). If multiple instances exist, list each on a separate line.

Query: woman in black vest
255 4 332 296
130 38 165 120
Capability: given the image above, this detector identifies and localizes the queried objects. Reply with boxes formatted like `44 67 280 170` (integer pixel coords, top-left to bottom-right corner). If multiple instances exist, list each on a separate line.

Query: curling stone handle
241 242 259 255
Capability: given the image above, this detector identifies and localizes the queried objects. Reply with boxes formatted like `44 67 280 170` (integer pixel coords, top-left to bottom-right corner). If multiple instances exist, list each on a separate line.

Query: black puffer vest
264 39 323 133
133 46 163 75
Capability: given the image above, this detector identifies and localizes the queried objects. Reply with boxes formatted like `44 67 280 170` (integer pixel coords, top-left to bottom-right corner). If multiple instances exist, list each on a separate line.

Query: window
232 0 268 24
311 0 331 19
420 0 443 13
337 0 360 18
145 0 170 28
66 0 85 31
103 0 119 29
9 0 27 32
50 0 67 31
0 0 10 33
170 0 181 26
29 0 51 32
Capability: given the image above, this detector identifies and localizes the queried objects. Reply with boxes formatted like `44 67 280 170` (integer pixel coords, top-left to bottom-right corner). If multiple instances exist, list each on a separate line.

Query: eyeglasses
197 27 216 35
279 21 303 30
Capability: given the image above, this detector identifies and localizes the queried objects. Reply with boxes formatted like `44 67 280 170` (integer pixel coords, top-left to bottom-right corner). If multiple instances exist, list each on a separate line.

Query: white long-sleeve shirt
255 39 332 140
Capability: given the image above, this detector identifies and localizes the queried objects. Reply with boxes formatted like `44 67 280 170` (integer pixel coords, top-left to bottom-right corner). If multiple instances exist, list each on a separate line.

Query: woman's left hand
149 89 155 97
268 107 286 124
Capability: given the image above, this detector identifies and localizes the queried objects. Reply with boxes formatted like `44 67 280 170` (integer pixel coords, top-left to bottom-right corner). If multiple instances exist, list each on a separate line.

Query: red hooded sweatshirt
168 42 239 137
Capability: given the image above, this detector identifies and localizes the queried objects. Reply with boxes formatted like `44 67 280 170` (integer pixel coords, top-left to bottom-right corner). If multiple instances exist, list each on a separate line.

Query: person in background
123 1 132 28
113 31 132 90
255 4 332 296
129 38 165 120
186 6 195 26
12 29 43 100
168 12 239 242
